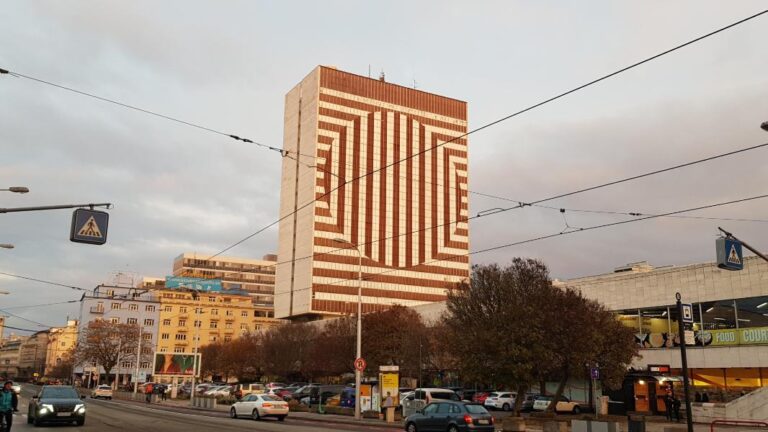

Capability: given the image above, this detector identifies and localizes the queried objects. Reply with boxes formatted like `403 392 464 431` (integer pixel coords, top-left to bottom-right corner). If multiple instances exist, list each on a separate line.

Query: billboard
165 276 222 292
153 353 201 376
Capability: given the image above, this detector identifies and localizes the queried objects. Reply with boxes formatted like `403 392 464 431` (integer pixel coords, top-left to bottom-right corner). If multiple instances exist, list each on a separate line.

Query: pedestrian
694 392 701 402
1 381 19 432
702 392 709 403
663 392 672 421
161 385 168 401
145 382 154 403
671 396 681 422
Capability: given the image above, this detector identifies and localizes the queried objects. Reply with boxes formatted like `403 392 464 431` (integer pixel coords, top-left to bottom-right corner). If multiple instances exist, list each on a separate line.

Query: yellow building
44 320 79 376
154 288 280 354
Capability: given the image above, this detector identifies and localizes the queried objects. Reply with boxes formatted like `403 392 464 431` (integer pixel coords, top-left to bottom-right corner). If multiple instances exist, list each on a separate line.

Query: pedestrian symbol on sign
727 245 741 265
77 216 103 238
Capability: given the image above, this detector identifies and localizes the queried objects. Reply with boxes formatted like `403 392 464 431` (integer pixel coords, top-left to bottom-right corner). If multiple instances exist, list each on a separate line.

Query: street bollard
628 413 646 432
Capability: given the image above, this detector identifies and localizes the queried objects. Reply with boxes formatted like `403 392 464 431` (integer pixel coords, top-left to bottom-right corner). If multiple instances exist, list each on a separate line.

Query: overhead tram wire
1 300 80 310
277 193 768 297
260 140 768 271
0 271 89 291
3 9 766 261
0 308 54 328
202 8 768 257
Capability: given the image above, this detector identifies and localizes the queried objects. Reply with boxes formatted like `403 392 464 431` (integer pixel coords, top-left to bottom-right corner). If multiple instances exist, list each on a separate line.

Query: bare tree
75 320 143 384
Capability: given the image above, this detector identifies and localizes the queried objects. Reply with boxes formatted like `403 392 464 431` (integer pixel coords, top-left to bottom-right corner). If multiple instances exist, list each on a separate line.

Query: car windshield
261 395 280 401
98 386 111 389
432 392 460 401
465 405 489 414
41 387 79 399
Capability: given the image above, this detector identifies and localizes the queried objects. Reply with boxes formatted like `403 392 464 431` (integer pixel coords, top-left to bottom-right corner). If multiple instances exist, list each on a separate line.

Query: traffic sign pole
718 227 768 265
675 293 694 432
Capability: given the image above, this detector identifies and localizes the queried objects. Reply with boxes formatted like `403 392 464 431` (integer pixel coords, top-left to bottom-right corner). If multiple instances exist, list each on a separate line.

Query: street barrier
710 419 768 432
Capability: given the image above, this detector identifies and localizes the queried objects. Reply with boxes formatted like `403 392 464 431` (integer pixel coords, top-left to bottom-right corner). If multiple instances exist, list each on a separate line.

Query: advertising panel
153 353 201 376
379 372 399 406
165 276 222 292
706 327 768 346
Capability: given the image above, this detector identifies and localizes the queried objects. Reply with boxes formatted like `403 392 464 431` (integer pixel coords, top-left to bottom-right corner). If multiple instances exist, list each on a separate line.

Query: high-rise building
276 66 470 320
172 253 276 316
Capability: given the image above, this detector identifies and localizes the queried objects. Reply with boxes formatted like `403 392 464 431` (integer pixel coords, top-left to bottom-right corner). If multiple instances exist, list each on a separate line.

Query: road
10 385 402 432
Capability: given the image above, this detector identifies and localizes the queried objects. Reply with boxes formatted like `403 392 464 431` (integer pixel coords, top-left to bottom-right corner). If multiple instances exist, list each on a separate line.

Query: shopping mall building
561 256 768 410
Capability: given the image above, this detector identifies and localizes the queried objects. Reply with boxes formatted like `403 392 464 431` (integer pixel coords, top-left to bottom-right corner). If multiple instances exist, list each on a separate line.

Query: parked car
404 401 494 432
234 383 266 399
339 387 356 408
206 385 234 397
287 382 308 388
484 391 516 411
11 383 21 394
91 385 113 400
472 391 493 404
230 393 288 421
299 385 346 406
413 388 462 404
532 395 582 413
28 385 86 427
265 382 286 390
520 393 540 412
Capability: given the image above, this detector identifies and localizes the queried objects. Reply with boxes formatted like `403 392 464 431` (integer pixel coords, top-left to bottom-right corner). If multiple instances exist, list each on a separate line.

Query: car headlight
75 404 86 414
40 403 55 414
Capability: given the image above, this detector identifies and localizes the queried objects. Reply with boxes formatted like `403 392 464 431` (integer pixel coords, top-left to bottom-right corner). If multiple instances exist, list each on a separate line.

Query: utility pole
134 326 143 395
189 290 202 407
675 293 694 432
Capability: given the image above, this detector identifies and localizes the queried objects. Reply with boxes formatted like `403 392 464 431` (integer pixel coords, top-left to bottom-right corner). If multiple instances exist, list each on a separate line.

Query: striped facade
276 66 469 319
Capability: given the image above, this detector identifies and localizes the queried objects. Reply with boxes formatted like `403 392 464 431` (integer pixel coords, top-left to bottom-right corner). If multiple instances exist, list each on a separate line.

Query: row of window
108 317 155 327
120 361 151 368
617 294 768 349
109 303 156 312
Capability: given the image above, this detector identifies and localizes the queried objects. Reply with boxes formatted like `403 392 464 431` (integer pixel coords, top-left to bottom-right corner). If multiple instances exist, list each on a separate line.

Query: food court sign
703 326 768 346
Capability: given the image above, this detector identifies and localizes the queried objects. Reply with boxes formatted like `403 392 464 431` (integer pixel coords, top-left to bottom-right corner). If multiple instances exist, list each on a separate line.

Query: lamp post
333 238 363 420
0 187 29 194
0 244 13 249
761 121 768 132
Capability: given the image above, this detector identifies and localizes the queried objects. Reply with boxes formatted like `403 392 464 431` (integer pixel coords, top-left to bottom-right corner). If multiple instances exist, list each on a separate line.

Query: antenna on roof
368 64 371 78
379 70 385 82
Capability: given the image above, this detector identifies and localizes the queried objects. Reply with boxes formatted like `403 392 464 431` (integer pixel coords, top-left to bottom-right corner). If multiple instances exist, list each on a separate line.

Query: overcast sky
1 1 767 334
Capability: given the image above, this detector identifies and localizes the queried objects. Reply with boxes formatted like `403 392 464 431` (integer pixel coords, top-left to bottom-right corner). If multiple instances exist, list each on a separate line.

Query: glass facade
619 294 768 349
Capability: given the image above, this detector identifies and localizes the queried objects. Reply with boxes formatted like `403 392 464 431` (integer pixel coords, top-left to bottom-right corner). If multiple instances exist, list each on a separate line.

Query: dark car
28 385 86 426
520 393 540 412
404 401 494 432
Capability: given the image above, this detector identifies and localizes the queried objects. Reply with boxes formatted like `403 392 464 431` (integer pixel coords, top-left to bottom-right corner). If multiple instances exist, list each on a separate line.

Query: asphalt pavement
10 384 402 432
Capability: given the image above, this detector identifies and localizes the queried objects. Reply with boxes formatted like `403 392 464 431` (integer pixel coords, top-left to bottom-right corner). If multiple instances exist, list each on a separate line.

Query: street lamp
0 187 29 194
333 237 363 420
761 121 768 132
0 291 9 295
0 244 14 249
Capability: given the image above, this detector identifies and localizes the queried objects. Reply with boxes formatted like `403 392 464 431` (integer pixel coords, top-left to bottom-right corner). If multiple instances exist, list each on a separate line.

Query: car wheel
76 419 85 426
572 406 581 414
448 425 459 432
230 407 238 419
503 403 510 411
406 422 418 432
278 416 286 422
252 408 261 421
33 416 42 427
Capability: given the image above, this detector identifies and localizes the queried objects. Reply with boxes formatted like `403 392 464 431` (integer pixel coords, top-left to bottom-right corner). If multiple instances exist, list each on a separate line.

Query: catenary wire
0 308 54 328
0 271 88 291
1 300 80 310
204 9 768 257
276 193 768 298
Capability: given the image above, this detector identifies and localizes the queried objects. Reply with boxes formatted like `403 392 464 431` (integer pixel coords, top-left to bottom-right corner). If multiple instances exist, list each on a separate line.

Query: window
180 307 188 313
241 311 248 318
121 361 133 368
163 319 171 326
106 289 115 296
211 309 219 316
127 318 138 325
240 324 248 330
164 305 172 312
194 320 202 328
210 321 218 329
163 293 173 298
734 297 768 329
174 347 184 353
146 305 156 312
226 310 234 316
142 333 152 340
140 361 150 368
209 336 218 342
110 317 119 324
61 342 66 347
208 296 216 302
160 347 168 352
141 347 151 354
175 334 187 341
423 404 439 414
224 335 232 342
111 302 121 310
225 322 233 329
179 319 187 326
129 304 138 311
161 333 170 340
144 319 154 326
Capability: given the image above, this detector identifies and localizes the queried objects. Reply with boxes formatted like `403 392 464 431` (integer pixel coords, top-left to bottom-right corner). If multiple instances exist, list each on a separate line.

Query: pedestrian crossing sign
716 237 743 271
70 208 109 245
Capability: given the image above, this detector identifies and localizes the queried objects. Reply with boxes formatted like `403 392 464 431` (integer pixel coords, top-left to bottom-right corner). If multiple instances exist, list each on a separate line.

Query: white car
532 395 582 413
205 386 233 397
91 385 113 400
484 391 516 411
11 383 21 394
230 393 288 421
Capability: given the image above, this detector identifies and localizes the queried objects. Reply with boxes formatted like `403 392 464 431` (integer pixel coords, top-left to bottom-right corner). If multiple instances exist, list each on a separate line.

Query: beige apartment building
172 253 276 316
0 336 26 379
45 320 79 376
276 66 470 320
155 288 280 354
18 330 49 380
